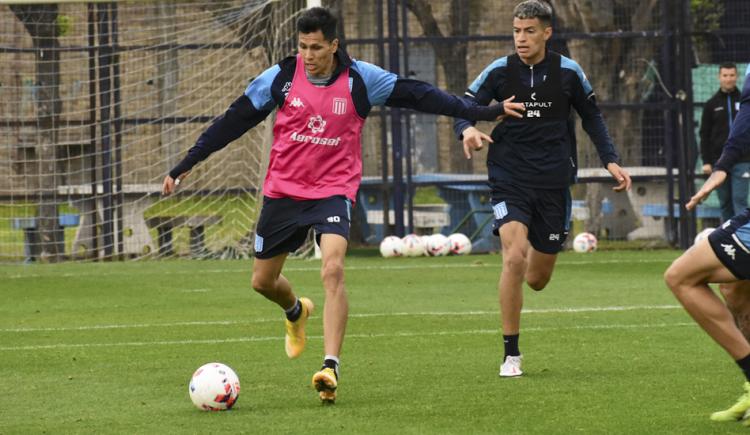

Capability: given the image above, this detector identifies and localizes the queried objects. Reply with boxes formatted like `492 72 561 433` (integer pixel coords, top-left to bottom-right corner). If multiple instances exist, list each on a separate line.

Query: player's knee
320 260 344 285
663 264 683 293
502 249 526 271
251 273 275 294
526 273 550 291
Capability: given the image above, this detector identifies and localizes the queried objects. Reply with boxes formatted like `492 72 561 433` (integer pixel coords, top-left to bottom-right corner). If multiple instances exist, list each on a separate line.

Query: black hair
513 1 553 27
719 62 738 72
296 7 338 41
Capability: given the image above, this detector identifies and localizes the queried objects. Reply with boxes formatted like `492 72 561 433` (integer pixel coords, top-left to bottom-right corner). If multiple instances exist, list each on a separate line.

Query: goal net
0 0 306 262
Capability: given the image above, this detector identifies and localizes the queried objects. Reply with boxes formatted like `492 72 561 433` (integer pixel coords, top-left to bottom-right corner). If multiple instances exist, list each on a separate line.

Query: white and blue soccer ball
572 232 597 253
694 227 715 245
448 233 472 255
401 234 425 257
189 362 241 411
379 235 404 258
426 233 451 256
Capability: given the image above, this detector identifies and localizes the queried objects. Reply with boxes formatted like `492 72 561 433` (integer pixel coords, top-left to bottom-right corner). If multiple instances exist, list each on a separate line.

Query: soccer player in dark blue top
667 63 750 424
453 0 631 377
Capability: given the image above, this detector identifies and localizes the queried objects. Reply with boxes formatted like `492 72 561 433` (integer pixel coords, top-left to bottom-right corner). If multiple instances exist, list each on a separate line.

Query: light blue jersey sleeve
467 57 507 96
561 56 593 96
243 64 281 111
350 60 397 106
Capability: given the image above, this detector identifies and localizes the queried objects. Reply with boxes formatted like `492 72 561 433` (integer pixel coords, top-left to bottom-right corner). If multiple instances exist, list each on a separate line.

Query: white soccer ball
401 234 425 257
189 362 240 411
379 235 404 258
694 227 715 245
448 233 472 255
419 235 432 256
426 233 451 256
572 232 597 253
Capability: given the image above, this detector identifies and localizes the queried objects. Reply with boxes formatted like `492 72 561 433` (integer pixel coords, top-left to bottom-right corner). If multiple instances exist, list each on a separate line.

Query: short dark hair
296 7 337 41
719 62 738 72
513 1 553 27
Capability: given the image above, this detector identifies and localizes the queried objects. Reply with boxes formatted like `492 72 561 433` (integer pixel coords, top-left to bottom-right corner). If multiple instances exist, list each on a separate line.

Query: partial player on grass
453 0 631 377
665 63 750 425
162 7 515 404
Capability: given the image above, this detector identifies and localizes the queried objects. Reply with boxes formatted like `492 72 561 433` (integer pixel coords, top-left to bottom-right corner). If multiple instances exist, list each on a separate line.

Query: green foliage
56 14 71 37
691 0 724 32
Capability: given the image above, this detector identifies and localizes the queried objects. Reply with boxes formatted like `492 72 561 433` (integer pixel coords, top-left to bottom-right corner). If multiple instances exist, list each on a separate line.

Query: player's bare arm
687 170 728 210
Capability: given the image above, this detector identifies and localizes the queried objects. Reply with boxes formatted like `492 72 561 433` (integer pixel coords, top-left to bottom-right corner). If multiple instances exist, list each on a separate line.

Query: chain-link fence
341 0 749 251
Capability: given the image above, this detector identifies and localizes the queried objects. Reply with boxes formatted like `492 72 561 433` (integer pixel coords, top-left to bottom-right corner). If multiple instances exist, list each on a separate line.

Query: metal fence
340 0 750 250
2 0 748 261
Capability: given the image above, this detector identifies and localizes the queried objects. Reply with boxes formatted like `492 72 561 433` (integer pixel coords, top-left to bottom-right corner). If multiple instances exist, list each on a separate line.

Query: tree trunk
11 5 62 261
406 0 472 173
551 0 658 237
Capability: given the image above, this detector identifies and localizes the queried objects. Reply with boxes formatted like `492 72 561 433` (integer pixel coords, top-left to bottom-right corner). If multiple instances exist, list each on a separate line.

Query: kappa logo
332 97 347 115
289 97 304 108
722 243 736 261
307 115 326 134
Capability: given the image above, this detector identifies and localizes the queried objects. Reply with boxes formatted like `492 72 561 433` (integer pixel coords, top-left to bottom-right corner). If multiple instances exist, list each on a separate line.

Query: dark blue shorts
254 195 352 259
708 208 750 280
490 182 572 255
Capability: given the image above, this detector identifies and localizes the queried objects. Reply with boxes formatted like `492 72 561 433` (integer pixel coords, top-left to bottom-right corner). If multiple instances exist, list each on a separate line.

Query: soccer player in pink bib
162 7 519 403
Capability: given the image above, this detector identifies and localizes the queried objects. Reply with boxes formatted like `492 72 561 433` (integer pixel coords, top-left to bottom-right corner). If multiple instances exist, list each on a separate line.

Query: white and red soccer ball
189 362 240 411
572 232 598 253
425 233 451 256
379 235 404 258
448 233 472 255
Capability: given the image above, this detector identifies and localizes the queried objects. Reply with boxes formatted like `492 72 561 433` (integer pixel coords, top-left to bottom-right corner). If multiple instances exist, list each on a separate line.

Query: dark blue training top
454 51 619 189
715 64 750 172
169 48 501 179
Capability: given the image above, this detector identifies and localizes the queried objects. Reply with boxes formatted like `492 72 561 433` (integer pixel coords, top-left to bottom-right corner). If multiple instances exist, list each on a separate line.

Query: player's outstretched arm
687 170 727 211
691 66 750 208
384 79 524 121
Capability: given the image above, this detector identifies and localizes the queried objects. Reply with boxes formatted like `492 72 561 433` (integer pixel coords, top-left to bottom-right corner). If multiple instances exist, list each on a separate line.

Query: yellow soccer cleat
710 382 750 422
284 297 314 359
312 367 338 404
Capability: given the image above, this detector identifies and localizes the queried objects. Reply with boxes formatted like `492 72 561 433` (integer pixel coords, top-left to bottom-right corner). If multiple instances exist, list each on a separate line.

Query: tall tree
406 0 473 173
550 0 659 236
11 4 62 261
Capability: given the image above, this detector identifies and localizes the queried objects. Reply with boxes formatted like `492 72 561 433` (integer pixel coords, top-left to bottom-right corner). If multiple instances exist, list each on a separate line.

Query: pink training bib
263 54 366 202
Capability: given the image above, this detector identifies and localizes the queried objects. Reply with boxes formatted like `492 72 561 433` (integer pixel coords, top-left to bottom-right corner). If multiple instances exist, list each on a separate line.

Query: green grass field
1 250 749 434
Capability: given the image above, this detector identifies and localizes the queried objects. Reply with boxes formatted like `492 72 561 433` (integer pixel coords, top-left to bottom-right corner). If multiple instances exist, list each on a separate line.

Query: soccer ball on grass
572 232 597 253
189 362 240 411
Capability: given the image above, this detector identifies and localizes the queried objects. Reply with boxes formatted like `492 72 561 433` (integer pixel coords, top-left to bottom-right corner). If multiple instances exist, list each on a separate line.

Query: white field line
1 257 673 280
0 321 696 352
1 305 681 333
